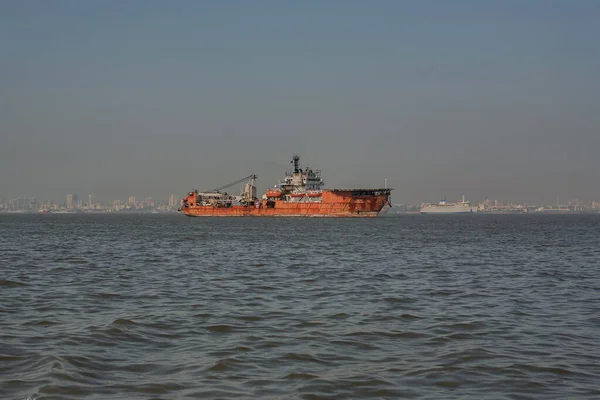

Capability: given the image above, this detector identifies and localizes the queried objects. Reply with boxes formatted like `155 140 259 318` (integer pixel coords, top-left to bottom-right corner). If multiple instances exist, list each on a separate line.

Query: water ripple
1 213 600 399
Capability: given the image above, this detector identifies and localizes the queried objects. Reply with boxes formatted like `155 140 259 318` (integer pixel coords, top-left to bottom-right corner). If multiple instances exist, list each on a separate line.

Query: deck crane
189 175 258 208
210 174 257 193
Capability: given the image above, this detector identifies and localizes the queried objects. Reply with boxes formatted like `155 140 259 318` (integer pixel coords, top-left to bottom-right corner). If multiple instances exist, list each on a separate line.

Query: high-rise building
88 194 94 208
66 194 78 209
168 194 179 208
128 196 136 206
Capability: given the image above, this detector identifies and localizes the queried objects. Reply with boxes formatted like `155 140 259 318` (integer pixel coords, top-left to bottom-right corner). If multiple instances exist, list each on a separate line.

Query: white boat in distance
421 195 478 214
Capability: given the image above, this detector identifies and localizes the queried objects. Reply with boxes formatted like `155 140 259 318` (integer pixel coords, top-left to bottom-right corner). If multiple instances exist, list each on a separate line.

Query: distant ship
420 196 478 214
179 154 391 217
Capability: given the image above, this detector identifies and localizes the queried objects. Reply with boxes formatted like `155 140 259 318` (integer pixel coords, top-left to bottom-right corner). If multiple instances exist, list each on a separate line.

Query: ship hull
182 207 380 217
181 190 389 218
420 206 476 214
420 210 475 214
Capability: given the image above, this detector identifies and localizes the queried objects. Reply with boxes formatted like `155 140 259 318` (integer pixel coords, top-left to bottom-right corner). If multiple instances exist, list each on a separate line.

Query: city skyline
2 189 599 211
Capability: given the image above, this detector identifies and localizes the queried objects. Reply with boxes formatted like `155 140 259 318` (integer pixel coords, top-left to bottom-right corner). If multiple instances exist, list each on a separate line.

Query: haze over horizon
2 1 599 205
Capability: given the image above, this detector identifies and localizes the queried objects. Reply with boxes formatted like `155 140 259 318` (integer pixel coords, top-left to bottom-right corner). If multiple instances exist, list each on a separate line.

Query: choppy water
1 214 600 399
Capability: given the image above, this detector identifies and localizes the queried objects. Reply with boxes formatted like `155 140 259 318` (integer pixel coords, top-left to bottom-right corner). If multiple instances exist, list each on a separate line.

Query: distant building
168 194 179 208
143 197 155 208
8 197 36 211
128 196 136 206
88 194 94 208
66 194 78 209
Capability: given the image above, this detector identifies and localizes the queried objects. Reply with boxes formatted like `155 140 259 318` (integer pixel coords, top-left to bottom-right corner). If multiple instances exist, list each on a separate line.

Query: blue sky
1 1 599 203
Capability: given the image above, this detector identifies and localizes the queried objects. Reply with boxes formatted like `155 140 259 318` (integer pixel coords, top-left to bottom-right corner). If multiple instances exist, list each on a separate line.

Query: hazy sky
2 0 599 204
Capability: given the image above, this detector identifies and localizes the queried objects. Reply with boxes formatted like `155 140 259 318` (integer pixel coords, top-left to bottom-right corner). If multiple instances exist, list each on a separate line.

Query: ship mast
291 154 300 173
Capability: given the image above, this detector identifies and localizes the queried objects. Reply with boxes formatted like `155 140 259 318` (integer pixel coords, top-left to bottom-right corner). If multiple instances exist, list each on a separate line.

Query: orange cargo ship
179 155 391 217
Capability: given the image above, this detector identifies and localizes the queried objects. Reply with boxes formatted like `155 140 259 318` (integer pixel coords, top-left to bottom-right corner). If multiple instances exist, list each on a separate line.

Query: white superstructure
272 154 325 202
421 195 477 214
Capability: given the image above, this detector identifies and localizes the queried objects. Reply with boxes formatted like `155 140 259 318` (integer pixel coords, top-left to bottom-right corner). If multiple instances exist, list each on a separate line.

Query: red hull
181 190 390 217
